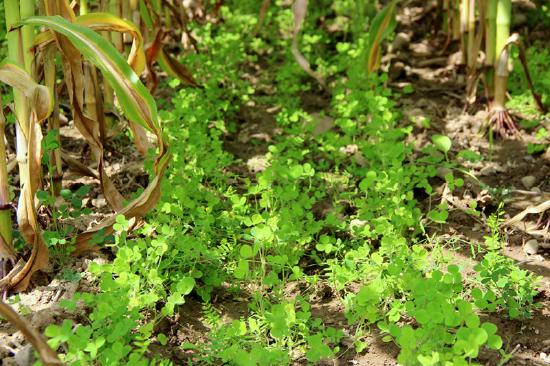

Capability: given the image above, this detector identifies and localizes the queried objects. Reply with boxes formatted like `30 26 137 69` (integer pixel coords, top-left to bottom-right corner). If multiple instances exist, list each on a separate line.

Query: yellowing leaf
21 16 157 131
0 301 63 365
365 0 398 74
19 16 171 253
34 12 146 74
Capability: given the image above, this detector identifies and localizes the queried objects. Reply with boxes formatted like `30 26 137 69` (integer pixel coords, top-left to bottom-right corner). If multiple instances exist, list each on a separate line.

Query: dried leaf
503 199 550 228
0 61 52 292
0 301 63 365
157 48 200 88
61 149 99 178
145 29 200 92
0 63 52 121
128 118 153 157
145 29 165 92
496 33 548 114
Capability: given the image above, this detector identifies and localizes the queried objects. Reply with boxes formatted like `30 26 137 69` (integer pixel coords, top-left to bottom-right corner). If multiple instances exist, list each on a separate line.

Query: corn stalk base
489 106 519 138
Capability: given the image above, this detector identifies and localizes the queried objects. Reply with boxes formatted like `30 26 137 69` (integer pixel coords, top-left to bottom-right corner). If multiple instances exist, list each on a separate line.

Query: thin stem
44 47 62 197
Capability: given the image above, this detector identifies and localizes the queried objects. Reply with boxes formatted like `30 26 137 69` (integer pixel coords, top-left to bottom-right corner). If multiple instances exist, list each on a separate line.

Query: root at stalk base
489 107 520 138
0 257 16 299
536 212 550 232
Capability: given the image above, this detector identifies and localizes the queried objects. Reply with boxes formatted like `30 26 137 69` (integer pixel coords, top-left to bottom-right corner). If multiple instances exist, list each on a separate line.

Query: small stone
91 195 106 208
14 344 35 366
353 152 367 167
350 219 367 233
535 329 540 335
531 187 541 193
409 41 433 56
479 165 498 176
246 155 269 173
521 175 537 189
389 61 406 80
391 32 411 52
448 51 463 66
339 144 358 155
524 239 539 255
310 113 335 136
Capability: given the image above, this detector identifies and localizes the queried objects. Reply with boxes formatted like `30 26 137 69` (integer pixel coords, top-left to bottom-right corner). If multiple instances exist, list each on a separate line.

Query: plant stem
19 0 34 75
460 0 470 64
493 0 511 109
2 0 28 260
452 0 461 40
0 93 13 250
44 47 63 197
485 0 497 99
467 0 476 69
442 0 450 34
110 0 124 53
12 0 35 206
100 0 116 139
4 1 28 130
495 0 511 65
80 0 88 15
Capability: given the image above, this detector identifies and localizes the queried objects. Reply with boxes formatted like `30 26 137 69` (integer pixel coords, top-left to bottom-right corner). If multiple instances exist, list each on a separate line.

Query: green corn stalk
467 0 476 69
460 0 469 64
0 93 13 259
2 0 36 266
110 0 124 52
11 0 35 199
485 0 497 99
1 2 19 255
493 0 511 111
452 0 461 40
80 0 89 15
442 0 450 34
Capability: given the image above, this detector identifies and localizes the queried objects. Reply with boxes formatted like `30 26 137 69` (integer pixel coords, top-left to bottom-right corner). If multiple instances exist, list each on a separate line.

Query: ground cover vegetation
0 0 548 365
